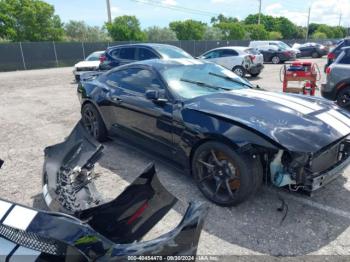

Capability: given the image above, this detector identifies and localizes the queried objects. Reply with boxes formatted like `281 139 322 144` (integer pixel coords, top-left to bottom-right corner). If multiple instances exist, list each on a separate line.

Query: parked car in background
73 51 104 81
292 42 328 58
249 41 297 64
321 46 350 108
198 46 264 77
78 58 350 206
99 43 193 70
325 38 350 72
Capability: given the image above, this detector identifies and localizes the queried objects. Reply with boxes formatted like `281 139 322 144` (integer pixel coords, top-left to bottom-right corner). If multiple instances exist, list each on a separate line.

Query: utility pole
258 0 262 25
106 0 112 23
339 13 342 26
305 6 311 41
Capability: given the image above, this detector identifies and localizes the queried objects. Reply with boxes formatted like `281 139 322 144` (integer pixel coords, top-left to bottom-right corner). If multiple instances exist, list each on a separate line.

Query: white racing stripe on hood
316 112 350 136
258 91 323 111
3 206 37 231
328 109 350 127
0 200 12 221
235 89 314 115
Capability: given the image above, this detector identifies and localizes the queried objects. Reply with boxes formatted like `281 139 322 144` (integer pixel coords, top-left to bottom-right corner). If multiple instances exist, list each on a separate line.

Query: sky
45 0 350 28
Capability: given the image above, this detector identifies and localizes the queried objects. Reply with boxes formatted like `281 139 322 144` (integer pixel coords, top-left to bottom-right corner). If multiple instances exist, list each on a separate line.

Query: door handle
110 96 123 103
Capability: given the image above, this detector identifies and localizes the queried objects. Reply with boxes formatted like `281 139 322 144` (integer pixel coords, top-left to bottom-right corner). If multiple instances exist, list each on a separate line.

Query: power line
128 0 220 17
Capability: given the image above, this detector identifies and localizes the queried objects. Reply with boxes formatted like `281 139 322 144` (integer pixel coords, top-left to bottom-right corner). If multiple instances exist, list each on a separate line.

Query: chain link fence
0 39 336 71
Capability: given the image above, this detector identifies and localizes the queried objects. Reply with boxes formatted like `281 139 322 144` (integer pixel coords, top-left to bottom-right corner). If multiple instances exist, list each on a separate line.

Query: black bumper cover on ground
0 123 207 261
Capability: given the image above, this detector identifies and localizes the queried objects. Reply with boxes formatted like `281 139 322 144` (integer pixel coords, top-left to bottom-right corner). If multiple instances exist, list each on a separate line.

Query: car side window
138 48 158 60
219 49 238 57
110 49 120 59
106 68 163 95
203 51 219 59
119 48 136 60
339 52 350 64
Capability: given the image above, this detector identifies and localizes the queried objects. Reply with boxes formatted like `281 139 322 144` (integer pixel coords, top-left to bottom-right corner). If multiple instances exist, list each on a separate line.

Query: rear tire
311 51 320 58
232 66 246 77
81 103 108 142
271 56 281 64
192 141 263 206
336 87 350 109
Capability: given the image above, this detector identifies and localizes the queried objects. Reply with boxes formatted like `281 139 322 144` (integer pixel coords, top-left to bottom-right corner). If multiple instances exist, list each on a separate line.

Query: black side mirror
145 90 168 104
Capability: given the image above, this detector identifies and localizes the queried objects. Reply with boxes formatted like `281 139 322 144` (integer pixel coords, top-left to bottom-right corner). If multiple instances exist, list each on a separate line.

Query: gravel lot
2 58 350 257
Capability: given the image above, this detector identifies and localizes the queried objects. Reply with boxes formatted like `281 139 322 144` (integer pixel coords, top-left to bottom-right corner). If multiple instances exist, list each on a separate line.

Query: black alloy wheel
82 103 108 142
336 87 350 108
192 141 262 206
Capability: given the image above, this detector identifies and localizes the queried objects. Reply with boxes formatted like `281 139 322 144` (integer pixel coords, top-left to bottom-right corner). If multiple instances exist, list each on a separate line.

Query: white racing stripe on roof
236 89 314 115
328 109 350 127
316 112 350 136
3 206 37 231
0 200 12 221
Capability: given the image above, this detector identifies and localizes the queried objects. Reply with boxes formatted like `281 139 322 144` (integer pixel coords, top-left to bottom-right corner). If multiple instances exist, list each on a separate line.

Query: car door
298 45 309 57
104 67 174 154
117 47 137 65
136 47 160 60
203 49 238 70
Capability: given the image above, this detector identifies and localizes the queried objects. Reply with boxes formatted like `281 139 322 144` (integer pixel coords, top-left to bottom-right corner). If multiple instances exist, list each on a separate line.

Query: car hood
184 89 350 153
74 60 100 68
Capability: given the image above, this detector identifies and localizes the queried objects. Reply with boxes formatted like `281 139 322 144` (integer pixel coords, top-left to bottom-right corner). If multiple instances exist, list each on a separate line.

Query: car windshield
160 63 252 99
152 45 193 59
85 52 103 61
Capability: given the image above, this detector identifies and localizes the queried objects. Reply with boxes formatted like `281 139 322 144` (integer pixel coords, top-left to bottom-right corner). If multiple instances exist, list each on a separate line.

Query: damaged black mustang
78 58 350 206
0 123 207 261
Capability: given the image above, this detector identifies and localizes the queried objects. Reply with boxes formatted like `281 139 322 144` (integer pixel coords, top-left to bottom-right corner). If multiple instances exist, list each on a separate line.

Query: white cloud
264 0 350 26
161 0 177 6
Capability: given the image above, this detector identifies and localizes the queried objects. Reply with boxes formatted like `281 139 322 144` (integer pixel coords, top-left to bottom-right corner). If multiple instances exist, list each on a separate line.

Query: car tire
336 87 350 108
192 141 263 206
271 56 281 64
250 72 260 77
81 103 108 142
311 51 320 58
232 66 246 77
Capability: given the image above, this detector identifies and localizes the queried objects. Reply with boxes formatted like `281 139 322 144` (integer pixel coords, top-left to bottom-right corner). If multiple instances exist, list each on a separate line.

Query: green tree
316 25 334 38
0 0 64 41
64 20 109 42
144 26 177 41
244 14 298 39
106 15 146 41
203 26 223 40
268 31 283 40
244 14 275 31
308 23 320 36
332 26 346 38
169 20 206 40
211 14 239 25
312 31 327 39
214 22 245 40
244 24 268 40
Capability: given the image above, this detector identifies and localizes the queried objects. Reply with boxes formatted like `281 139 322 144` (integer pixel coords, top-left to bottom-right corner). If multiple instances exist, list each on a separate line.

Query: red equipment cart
280 61 321 96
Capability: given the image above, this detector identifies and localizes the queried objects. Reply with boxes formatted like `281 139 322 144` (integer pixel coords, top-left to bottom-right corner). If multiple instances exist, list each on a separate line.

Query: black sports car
78 58 350 206
0 123 207 261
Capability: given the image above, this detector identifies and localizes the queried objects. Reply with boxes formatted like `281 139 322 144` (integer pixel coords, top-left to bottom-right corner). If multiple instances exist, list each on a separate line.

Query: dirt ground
2 58 350 257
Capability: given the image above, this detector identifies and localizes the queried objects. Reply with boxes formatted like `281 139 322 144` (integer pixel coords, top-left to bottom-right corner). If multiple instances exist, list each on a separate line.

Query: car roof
107 43 180 51
111 58 209 72
210 46 248 51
